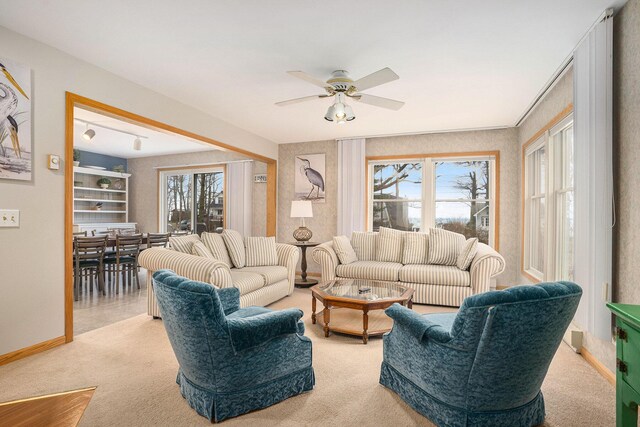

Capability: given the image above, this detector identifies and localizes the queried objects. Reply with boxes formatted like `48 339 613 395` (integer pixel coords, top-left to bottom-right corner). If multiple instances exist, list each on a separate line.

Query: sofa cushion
351 231 378 261
239 266 288 285
201 232 232 267
457 238 478 270
376 227 404 263
230 270 264 295
399 264 470 287
333 235 358 265
192 241 215 259
336 260 402 282
402 232 429 265
222 229 246 268
245 236 278 267
169 234 201 254
428 228 465 266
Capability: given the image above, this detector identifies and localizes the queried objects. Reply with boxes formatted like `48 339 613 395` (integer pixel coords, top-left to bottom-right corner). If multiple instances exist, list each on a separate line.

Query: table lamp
290 200 313 241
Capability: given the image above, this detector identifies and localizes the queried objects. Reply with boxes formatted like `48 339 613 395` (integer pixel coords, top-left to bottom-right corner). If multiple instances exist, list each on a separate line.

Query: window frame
522 112 574 282
366 152 499 248
158 165 226 234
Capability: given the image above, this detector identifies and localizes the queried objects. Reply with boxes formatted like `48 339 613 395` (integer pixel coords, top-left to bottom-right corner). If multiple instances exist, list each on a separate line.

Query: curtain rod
514 8 613 127
153 159 253 169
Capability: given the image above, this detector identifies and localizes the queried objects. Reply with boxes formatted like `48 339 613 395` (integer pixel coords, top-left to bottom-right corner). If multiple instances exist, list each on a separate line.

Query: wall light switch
0 210 19 227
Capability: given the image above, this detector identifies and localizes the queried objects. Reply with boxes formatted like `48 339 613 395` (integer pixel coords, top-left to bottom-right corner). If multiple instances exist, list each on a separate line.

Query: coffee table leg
323 303 330 337
311 295 317 324
363 309 369 344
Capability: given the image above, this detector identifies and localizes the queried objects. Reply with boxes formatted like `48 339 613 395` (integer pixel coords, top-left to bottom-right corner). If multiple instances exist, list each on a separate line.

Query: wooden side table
608 303 640 427
289 241 319 287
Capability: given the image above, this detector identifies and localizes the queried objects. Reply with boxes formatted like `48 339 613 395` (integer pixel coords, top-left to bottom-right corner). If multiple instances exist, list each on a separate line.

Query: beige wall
610 0 640 370
278 140 338 274
127 151 267 235
0 25 277 356
277 129 520 282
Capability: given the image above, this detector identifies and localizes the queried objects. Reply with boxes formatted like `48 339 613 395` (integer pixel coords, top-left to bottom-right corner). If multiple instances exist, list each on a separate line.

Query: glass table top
316 279 410 301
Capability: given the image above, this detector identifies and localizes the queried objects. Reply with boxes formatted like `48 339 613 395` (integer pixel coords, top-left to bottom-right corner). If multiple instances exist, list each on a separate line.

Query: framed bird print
0 57 31 181
295 153 325 203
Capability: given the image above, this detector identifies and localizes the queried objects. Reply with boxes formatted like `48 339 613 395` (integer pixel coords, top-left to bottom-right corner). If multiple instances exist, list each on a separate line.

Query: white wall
0 25 278 356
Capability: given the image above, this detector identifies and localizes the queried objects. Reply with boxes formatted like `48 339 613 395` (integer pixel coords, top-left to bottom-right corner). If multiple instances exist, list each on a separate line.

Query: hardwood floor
73 268 148 335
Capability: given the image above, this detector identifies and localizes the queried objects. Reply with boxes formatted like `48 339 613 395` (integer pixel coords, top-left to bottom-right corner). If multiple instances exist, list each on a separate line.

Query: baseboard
581 347 615 386
0 336 66 367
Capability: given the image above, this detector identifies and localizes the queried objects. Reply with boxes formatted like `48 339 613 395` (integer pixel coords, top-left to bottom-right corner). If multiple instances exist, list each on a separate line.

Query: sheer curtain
573 11 613 340
337 138 366 236
226 161 253 236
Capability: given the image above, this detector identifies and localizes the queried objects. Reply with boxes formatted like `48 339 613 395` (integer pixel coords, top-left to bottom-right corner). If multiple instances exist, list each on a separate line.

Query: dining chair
147 232 170 249
73 236 107 301
73 231 87 237
104 234 143 292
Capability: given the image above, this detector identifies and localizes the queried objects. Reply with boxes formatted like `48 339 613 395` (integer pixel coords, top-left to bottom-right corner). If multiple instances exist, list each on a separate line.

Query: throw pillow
245 236 278 267
457 238 479 270
427 228 466 266
169 234 201 254
333 235 358 265
376 227 404 263
191 240 215 259
201 232 233 267
402 232 429 265
351 231 377 261
221 229 246 268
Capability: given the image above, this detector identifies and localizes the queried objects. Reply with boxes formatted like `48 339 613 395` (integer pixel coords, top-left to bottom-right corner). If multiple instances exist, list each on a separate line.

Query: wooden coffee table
310 279 414 344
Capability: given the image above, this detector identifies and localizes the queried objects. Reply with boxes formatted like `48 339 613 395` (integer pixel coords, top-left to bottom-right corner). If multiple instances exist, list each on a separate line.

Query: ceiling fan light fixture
82 128 96 141
133 137 142 151
324 104 336 121
344 105 356 121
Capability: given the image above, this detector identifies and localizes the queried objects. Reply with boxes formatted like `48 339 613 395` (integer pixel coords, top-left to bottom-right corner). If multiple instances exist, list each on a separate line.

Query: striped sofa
311 231 505 307
139 241 299 317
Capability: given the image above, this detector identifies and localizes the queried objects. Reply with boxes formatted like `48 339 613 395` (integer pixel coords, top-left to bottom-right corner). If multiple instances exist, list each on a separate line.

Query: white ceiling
74 108 217 158
0 0 626 143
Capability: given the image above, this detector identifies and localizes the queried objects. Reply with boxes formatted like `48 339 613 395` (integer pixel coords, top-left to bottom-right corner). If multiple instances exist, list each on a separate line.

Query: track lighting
82 127 96 141
133 137 142 151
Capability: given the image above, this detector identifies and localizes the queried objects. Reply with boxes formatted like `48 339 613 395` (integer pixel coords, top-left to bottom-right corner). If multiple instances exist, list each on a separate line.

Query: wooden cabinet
608 303 640 426
73 166 131 226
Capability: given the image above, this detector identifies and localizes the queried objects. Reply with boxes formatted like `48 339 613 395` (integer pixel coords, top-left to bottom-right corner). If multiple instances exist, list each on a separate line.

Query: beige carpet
0 288 614 426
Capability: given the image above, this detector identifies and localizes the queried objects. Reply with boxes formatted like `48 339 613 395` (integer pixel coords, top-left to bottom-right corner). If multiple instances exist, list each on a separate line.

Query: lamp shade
290 200 313 218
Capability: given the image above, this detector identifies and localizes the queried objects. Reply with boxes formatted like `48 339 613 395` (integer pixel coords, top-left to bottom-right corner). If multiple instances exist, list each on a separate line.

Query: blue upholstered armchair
380 282 582 427
152 270 314 422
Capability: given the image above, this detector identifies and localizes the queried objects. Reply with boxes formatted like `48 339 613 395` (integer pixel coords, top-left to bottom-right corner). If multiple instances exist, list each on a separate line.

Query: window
160 167 224 234
368 154 497 245
523 114 574 281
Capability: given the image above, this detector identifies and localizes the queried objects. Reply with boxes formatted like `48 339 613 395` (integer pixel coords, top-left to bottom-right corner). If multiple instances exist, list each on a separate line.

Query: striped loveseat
139 232 299 317
311 229 505 307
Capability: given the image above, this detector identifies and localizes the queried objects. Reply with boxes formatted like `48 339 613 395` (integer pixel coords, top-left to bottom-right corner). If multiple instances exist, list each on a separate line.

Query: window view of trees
372 163 422 231
165 171 224 234
369 159 493 244
435 161 490 243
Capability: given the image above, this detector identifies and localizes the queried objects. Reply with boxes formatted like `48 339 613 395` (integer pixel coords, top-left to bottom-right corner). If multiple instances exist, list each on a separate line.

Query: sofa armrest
276 243 300 295
226 308 304 353
469 243 505 294
218 287 240 315
139 248 233 288
385 303 452 343
311 241 340 281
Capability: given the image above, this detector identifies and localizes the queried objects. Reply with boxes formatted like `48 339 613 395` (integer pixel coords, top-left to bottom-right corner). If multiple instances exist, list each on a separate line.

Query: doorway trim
65 92 277 342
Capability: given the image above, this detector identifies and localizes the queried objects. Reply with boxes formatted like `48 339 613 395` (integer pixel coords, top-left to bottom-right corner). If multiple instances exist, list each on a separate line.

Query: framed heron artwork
0 58 31 181
295 153 325 203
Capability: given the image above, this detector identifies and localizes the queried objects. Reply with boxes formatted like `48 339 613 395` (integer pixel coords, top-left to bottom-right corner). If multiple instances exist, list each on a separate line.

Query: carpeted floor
0 288 614 426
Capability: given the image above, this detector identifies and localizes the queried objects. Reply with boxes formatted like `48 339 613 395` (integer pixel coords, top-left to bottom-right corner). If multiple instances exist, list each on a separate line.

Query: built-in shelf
73 166 130 225
74 198 127 203
74 210 127 214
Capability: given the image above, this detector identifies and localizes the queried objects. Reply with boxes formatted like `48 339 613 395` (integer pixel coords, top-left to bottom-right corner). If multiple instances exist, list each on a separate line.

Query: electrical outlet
0 210 19 227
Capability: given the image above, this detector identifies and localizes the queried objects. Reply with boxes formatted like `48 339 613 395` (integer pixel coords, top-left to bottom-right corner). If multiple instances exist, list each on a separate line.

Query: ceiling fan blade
352 93 404 111
275 94 328 107
353 67 399 92
287 71 335 90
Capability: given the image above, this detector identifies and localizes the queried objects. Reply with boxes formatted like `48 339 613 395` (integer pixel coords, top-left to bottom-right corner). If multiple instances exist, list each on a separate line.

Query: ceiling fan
275 68 404 124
